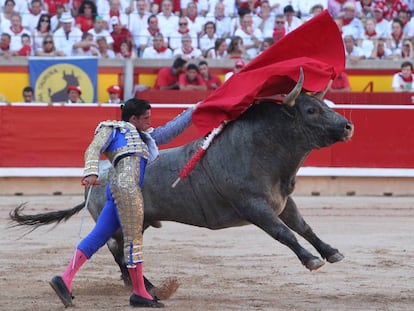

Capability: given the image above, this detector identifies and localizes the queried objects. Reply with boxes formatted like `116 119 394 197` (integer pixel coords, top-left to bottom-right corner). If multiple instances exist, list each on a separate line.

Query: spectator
53 12 83 56
3 13 31 53
116 40 136 58
106 84 122 104
283 4 302 34
14 33 32 56
102 0 129 32
226 35 246 59
344 34 365 64
66 85 83 103
22 86 35 102
184 2 205 36
110 16 133 54
199 21 217 56
392 61 414 92
75 0 97 33
35 34 65 56
369 37 392 59
224 59 245 81
206 37 228 59
372 3 390 38
129 0 151 54
340 1 364 40
254 0 275 38
358 17 378 58
3 0 28 16
50 4 66 32
138 14 165 55
383 0 408 21
87 15 114 50
22 0 46 32
234 12 262 59
157 0 179 41
198 60 222 90
141 32 172 58
172 33 203 60
32 13 52 54
209 1 232 39
397 9 410 36
0 0 17 32
178 63 207 90
258 37 274 54
329 71 351 92
300 2 326 21
272 14 286 43
206 0 236 19
43 0 69 17
0 33 12 58
182 0 208 17
153 57 187 90
73 32 99 56
400 39 414 59
96 36 116 58
169 16 197 51
387 18 405 57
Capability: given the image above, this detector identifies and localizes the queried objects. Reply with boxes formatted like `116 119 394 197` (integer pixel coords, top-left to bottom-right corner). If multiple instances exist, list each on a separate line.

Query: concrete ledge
2 176 413 196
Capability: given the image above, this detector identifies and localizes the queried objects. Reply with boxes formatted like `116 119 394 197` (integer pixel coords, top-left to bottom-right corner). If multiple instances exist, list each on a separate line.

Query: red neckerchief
342 17 352 26
392 32 403 42
178 29 190 34
82 46 90 52
109 10 120 18
148 27 159 36
182 46 193 54
336 0 346 3
401 74 413 83
187 15 197 22
1 44 10 51
377 49 384 58
155 46 167 53
376 17 383 23
10 25 23 35
365 30 377 38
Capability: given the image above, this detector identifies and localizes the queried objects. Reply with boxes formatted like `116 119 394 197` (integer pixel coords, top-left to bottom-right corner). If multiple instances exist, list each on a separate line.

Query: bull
10 72 354 298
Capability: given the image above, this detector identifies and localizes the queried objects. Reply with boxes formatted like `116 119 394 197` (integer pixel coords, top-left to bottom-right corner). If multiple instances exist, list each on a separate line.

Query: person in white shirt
53 12 83 56
169 16 198 51
344 34 365 64
198 21 217 56
234 11 262 59
88 15 114 50
102 0 129 32
157 0 179 41
22 0 45 32
128 0 150 48
141 32 173 58
254 0 275 38
138 14 168 55
96 36 116 58
172 33 203 59
0 0 16 33
204 2 232 39
3 12 30 52
283 4 302 34
184 2 205 35
392 61 414 92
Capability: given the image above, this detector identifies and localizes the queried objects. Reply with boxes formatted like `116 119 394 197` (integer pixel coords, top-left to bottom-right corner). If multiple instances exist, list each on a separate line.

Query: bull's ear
283 67 304 107
313 80 333 100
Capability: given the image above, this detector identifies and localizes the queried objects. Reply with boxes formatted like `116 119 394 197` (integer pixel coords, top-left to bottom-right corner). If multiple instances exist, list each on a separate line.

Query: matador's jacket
79 107 193 267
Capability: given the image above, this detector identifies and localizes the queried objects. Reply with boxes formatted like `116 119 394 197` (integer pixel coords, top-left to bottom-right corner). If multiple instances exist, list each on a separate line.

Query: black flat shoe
130 294 164 308
49 276 73 308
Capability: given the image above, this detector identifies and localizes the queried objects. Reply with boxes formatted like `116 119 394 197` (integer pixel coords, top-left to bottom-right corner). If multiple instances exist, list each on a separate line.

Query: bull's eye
307 107 316 114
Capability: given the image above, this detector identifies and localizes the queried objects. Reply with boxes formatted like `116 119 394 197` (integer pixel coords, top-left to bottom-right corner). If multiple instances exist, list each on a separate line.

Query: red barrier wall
1 103 413 169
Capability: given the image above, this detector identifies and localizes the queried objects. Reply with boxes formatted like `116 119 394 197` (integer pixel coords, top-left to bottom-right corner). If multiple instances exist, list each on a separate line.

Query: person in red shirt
16 33 32 56
75 0 97 33
110 16 133 54
178 63 207 90
153 57 187 90
198 60 222 91
329 71 351 92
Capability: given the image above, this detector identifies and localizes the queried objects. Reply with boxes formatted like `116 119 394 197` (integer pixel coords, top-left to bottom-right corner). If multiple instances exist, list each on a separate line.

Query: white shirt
392 73 414 91
173 46 202 59
88 28 114 46
169 30 198 51
3 26 31 51
234 27 263 59
53 26 83 56
141 46 173 59
157 13 179 40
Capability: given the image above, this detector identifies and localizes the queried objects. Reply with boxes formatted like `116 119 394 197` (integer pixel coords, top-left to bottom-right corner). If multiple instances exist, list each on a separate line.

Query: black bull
10 80 354 296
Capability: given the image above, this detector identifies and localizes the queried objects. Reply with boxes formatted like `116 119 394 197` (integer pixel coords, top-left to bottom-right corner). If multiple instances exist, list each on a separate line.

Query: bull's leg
279 196 344 264
245 201 324 271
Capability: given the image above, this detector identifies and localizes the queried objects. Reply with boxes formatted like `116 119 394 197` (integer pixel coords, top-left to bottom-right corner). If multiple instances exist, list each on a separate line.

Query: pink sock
128 263 153 300
61 249 87 292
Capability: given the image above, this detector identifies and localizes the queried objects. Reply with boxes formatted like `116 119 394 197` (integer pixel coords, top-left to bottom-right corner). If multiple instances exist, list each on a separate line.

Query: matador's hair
121 98 151 121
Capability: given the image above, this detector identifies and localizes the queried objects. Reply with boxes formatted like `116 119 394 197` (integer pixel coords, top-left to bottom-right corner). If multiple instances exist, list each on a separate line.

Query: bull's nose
344 122 354 140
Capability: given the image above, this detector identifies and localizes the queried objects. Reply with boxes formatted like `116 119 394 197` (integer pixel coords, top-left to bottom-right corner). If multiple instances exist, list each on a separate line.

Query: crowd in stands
1 0 414 62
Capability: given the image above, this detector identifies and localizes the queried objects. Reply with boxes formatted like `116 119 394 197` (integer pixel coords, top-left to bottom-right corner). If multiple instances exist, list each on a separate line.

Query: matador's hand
81 174 100 186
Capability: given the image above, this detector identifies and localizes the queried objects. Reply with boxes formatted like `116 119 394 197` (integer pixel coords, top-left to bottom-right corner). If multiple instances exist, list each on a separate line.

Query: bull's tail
8 202 86 233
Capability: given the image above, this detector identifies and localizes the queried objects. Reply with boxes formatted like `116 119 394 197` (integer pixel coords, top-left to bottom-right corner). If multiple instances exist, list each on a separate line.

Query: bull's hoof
305 258 325 271
326 252 344 263
149 278 180 301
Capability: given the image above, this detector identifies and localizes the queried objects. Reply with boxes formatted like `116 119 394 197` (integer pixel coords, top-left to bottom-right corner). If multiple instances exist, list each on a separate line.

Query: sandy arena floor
1 195 413 311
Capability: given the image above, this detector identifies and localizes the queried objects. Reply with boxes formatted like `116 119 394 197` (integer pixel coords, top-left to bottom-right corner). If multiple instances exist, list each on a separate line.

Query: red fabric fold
192 10 345 136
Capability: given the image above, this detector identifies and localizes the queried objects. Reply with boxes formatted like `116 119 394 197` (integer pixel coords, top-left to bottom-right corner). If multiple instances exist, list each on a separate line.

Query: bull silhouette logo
35 64 93 103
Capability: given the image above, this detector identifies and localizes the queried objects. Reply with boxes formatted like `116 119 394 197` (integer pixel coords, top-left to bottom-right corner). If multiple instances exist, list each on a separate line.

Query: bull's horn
313 79 333 100
283 67 304 107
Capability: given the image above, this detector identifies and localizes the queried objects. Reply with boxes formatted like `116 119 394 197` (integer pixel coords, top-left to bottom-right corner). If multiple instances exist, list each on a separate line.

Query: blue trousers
77 185 121 259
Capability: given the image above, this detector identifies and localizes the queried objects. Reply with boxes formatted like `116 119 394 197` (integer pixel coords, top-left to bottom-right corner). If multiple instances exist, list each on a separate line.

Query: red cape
192 10 345 136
